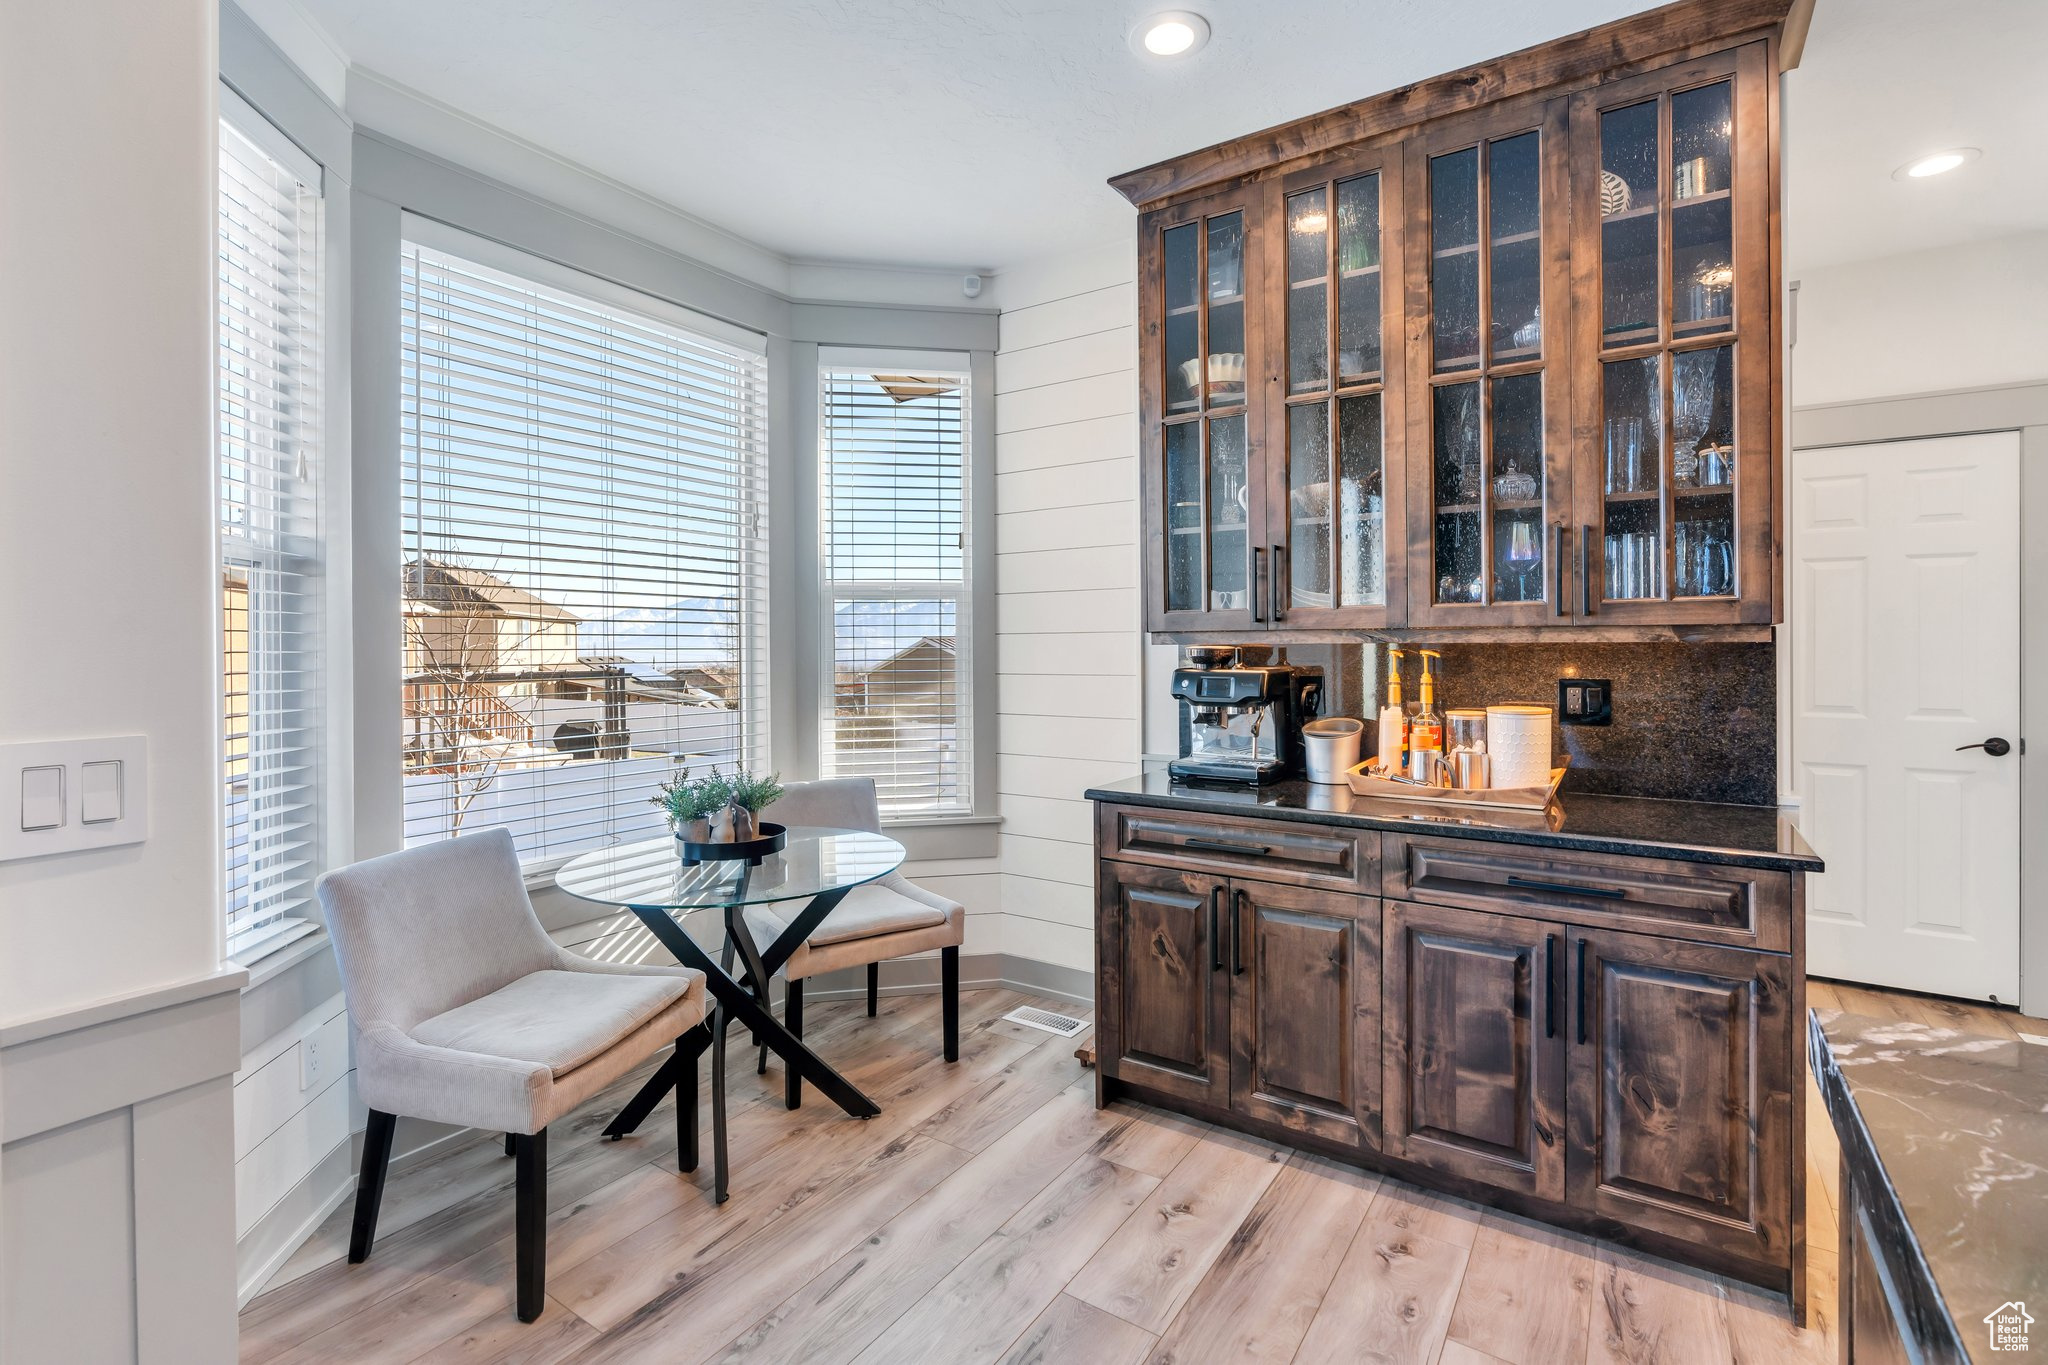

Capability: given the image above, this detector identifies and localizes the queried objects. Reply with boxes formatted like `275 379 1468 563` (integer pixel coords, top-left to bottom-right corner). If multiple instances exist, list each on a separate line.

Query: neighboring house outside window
218 110 324 955
818 362 972 817
398 237 770 864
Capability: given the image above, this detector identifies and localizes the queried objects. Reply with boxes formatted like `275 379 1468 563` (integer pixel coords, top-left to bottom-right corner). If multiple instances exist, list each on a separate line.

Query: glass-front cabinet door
1569 45 1774 625
1144 188 1266 632
1406 99 1573 627
1265 152 1407 628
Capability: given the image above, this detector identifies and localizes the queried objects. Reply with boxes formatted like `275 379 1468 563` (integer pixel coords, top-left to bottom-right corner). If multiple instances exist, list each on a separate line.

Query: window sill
237 926 332 990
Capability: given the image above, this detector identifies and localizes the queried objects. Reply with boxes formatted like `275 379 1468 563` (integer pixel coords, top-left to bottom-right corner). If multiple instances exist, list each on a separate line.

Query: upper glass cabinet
1411 101 1571 626
1572 46 1773 626
1272 156 1404 627
1149 191 1265 629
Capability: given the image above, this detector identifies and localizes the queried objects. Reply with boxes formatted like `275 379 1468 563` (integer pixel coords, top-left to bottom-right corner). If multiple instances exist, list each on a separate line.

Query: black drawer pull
1576 938 1589 1045
1209 886 1223 972
1506 874 1627 901
1232 889 1246 975
1544 933 1559 1039
1184 836 1272 857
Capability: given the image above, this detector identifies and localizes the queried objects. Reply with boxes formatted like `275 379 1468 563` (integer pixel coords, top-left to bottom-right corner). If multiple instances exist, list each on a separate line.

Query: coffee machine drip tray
1167 753 1288 786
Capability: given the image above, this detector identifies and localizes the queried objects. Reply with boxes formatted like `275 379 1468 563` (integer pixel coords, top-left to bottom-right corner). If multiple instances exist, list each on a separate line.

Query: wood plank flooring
241 981 2034 1365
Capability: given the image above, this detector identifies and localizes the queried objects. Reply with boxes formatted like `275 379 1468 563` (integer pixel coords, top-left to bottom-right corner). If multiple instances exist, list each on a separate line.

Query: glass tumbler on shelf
1505 519 1541 600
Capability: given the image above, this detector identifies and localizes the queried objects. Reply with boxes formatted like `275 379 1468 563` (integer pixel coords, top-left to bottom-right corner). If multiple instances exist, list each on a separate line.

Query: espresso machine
1169 647 1322 785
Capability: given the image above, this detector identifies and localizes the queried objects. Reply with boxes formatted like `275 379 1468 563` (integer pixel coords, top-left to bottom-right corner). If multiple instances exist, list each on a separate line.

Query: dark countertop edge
1083 783 1824 874
1807 1011 1977 1364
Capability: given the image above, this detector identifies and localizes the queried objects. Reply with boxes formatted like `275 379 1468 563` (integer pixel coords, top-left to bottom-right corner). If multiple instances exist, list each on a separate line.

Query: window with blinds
218 116 324 950
819 364 971 816
400 240 770 863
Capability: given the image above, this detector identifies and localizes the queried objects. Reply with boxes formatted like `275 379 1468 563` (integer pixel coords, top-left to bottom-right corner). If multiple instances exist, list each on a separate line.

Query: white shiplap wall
994 240 1146 976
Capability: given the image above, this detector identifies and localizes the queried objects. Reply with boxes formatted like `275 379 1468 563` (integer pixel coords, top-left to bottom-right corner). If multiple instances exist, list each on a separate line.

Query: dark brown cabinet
1566 926 1792 1268
1229 881 1379 1149
1124 3 1798 639
1096 861 1231 1108
1382 900 1565 1198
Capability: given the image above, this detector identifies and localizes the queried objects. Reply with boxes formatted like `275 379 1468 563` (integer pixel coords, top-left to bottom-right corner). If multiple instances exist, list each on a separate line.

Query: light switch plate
0 737 148 862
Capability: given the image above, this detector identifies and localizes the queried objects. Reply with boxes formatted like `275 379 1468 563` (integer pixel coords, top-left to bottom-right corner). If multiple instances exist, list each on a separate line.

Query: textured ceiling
1784 0 2048 270
297 0 1655 270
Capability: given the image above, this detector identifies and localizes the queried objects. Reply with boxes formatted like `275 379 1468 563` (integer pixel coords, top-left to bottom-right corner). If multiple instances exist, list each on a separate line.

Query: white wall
1793 231 2048 408
991 240 1147 977
0 0 221 1021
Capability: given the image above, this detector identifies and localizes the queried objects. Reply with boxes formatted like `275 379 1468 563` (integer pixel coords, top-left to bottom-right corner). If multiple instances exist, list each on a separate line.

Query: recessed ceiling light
1894 147 1980 180
1132 11 1210 58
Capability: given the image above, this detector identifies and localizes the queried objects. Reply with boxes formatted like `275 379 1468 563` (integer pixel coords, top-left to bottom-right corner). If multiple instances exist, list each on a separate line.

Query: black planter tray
676 821 787 868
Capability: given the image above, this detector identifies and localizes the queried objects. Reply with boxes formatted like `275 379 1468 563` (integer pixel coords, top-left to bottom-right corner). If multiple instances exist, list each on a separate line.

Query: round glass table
554 827 906 1200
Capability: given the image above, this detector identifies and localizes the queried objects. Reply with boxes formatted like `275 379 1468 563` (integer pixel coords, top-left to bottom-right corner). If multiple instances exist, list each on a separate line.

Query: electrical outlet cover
1559 677 1613 726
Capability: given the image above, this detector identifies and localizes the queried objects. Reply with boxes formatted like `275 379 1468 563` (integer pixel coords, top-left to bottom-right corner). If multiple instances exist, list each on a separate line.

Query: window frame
217 91 328 959
395 219 773 874
815 348 977 822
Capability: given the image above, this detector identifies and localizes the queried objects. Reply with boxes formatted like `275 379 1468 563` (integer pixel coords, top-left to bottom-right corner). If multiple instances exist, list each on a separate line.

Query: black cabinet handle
1580 524 1594 616
1251 546 1266 623
1553 525 1568 617
1507 874 1628 900
1271 544 1287 621
1184 836 1271 857
1232 889 1245 975
1576 938 1589 1046
1209 886 1223 972
1544 933 1559 1038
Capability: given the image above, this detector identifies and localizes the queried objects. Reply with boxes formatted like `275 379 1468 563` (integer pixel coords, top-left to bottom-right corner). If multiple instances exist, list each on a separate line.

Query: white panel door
1793 432 2022 1002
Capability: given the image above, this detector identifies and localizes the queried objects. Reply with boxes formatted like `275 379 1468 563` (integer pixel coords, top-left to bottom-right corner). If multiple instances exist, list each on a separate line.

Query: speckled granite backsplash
1416 643 1776 805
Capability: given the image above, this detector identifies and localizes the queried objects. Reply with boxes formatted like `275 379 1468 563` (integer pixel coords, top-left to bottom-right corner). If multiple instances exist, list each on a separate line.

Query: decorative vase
677 816 711 843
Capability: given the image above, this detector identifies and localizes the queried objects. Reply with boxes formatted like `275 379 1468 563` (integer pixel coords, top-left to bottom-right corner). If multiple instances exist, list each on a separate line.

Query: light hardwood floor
240 981 2035 1365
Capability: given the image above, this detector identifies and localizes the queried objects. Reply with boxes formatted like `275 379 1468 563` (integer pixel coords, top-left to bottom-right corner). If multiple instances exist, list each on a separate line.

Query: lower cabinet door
1228 881 1380 1149
1383 901 1567 1199
1097 860 1231 1108
1565 927 1792 1268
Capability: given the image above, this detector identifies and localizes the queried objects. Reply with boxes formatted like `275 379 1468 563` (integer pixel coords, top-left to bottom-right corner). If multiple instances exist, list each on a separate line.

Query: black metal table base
601 883 877 1199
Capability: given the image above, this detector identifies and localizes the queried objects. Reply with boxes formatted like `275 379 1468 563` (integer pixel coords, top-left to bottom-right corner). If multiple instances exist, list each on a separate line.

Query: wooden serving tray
1343 757 1567 811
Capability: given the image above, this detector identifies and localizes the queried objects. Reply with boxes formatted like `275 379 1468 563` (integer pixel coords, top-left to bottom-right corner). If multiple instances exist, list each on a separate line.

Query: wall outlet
1559 677 1613 726
300 1033 330 1092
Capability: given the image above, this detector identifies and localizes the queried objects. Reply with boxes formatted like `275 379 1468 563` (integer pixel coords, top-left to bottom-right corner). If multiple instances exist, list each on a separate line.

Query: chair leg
942 945 960 1063
514 1129 547 1323
504 1132 516 1158
711 1007 730 1204
867 962 879 1017
678 1030 701 1173
348 1109 397 1264
784 979 804 1110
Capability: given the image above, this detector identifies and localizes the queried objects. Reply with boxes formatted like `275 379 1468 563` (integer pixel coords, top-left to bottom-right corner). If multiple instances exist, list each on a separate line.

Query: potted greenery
720 769 784 841
650 769 728 843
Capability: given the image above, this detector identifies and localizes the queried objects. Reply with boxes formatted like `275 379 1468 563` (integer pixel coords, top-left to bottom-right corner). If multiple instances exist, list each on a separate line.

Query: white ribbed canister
1485 704 1555 790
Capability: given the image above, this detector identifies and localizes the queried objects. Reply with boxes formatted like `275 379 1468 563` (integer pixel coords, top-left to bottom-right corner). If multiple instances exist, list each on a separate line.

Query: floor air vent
1002 1006 1088 1038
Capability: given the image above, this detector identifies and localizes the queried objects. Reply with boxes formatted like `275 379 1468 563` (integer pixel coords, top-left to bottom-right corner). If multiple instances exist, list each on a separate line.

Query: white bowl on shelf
1178 352 1247 392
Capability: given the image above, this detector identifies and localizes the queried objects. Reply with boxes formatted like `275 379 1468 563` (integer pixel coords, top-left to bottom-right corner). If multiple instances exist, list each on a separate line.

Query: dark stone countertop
1084 765 1821 872
1811 1010 2048 1363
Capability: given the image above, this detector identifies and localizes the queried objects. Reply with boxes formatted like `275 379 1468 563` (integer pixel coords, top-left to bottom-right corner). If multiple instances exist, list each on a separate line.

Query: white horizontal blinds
819 366 971 816
400 242 770 862
218 120 324 942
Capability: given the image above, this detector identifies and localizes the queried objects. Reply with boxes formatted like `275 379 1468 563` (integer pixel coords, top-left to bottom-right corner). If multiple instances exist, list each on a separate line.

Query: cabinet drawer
1382 835 1790 951
1099 804 1375 891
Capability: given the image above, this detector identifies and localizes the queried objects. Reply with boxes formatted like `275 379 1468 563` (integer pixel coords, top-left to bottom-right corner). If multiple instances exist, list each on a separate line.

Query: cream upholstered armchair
746 778 965 1108
318 829 716 1324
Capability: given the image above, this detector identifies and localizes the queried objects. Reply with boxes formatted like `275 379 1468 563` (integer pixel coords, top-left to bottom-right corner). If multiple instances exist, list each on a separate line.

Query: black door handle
1251 546 1266 622
1957 737 2012 757
1576 938 1589 1046
1544 933 1559 1038
1271 544 1287 621
1553 525 1568 617
1184 837 1271 857
1580 524 1594 616
1209 885 1222 972
1507 874 1628 900
1232 889 1245 975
